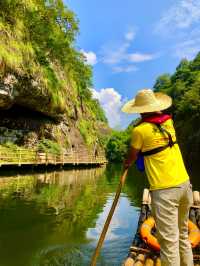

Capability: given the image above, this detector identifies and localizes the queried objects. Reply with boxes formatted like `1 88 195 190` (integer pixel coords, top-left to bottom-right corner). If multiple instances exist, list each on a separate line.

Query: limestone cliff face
0 75 110 154
0 0 110 155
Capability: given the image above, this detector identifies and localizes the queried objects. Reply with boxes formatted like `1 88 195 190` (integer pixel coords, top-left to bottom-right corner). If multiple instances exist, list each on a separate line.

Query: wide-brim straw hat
121 89 172 114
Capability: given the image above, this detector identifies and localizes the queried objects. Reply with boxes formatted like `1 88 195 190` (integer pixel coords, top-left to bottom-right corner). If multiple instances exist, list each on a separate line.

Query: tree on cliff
0 0 108 151
0 0 107 123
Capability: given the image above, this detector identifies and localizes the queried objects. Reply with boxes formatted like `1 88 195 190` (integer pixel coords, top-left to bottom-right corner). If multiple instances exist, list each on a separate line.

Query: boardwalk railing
0 148 107 167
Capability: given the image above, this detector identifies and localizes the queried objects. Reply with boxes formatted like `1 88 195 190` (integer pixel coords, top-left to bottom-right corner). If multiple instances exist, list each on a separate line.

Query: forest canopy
154 54 200 165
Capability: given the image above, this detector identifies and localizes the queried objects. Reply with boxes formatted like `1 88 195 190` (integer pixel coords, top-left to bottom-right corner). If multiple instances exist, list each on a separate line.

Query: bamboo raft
123 189 200 266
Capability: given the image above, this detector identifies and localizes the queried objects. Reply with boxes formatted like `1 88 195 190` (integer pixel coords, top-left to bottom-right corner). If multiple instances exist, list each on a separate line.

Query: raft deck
123 189 200 266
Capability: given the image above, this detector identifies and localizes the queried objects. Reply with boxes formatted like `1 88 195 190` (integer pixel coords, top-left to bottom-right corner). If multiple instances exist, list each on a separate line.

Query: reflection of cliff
0 165 146 210
0 167 112 265
37 168 104 186
0 165 146 266
123 166 148 207
36 167 107 213
104 164 147 208
0 167 105 209
0 167 110 235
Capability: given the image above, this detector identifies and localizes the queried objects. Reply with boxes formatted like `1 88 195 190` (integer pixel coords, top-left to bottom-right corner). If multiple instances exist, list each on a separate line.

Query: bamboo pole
123 257 135 266
134 254 145 266
193 191 200 206
142 189 150 204
144 257 154 266
154 258 161 266
90 169 129 266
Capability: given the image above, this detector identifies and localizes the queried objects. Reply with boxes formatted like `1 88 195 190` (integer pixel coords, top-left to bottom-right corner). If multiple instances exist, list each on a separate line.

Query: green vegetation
87 98 108 123
38 139 62 154
2 141 21 151
0 142 36 163
154 54 200 164
0 0 78 111
106 126 132 162
0 0 108 153
78 119 97 146
0 0 107 119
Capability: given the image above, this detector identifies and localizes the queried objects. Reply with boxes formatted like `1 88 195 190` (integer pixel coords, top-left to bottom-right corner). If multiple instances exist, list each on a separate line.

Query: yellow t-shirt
131 119 189 190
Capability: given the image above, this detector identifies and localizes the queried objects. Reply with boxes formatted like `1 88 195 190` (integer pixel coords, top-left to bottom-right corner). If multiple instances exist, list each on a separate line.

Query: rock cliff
0 0 110 155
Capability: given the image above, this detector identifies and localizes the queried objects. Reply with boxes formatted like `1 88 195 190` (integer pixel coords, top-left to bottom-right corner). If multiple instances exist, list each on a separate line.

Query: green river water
0 164 198 266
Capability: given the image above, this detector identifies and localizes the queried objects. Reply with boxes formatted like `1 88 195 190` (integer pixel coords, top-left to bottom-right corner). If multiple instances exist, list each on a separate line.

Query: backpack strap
141 124 177 157
156 124 175 147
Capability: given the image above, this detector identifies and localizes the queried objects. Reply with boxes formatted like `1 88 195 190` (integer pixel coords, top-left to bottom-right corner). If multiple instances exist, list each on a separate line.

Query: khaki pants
151 181 194 266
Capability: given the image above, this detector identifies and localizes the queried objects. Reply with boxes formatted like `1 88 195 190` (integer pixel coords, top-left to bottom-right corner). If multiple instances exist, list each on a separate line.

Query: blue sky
66 0 200 128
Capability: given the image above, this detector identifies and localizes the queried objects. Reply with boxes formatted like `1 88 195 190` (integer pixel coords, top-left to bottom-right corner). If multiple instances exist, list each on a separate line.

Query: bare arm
124 147 140 169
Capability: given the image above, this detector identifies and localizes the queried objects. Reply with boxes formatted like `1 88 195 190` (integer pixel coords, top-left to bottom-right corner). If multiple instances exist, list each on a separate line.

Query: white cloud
81 50 97 65
92 88 124 128
156 0 200 33
101 42 129 65
128 53 156 62
112 65 138 73
101 29 157 70
173 28 200 59
155 0 200 60
125 29 136 41
102 46 156 66
174 39 200 59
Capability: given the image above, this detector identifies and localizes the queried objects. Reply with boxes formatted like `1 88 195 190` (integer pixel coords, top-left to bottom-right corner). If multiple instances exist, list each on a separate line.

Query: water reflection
0 163 198 265
0 165 149 266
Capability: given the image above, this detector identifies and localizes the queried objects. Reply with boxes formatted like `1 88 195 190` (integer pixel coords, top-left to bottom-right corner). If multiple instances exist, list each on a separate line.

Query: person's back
132 117 189 190
122 89 193 266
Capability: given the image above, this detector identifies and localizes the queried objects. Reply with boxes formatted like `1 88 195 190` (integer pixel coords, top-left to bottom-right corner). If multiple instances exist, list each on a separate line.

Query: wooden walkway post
18 149 21 166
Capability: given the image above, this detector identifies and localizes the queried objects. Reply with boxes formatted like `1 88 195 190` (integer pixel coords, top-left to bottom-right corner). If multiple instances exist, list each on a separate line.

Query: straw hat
121 89 172 114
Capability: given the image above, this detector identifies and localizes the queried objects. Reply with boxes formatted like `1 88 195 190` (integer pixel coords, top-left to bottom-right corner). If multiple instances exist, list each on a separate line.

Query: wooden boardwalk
0 148 107 167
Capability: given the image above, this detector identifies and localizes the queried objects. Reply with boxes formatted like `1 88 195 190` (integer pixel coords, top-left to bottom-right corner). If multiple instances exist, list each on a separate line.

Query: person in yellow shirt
122 89 193 266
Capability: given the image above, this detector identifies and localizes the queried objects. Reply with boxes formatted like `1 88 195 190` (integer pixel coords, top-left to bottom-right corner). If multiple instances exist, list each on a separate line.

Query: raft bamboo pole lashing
134 254 145 266
123 251 137 266
123 257 135 266
193 191 200 205
130 246 151 254
144 257 154 266
124 255 162 266
90 169 129 266
154 258 161 266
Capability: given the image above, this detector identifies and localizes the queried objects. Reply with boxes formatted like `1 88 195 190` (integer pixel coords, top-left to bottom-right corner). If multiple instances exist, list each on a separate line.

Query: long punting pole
90 169 129 266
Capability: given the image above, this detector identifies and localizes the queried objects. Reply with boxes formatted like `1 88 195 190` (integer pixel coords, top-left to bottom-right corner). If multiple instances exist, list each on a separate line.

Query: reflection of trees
0 175 37 200
0 168 108 212
0 165 149 265
105 163 148 207
123 166 149 207
0 167 118 265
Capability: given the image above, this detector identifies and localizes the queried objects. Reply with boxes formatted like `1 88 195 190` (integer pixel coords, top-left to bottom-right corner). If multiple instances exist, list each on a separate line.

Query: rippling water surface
0 164 198 266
